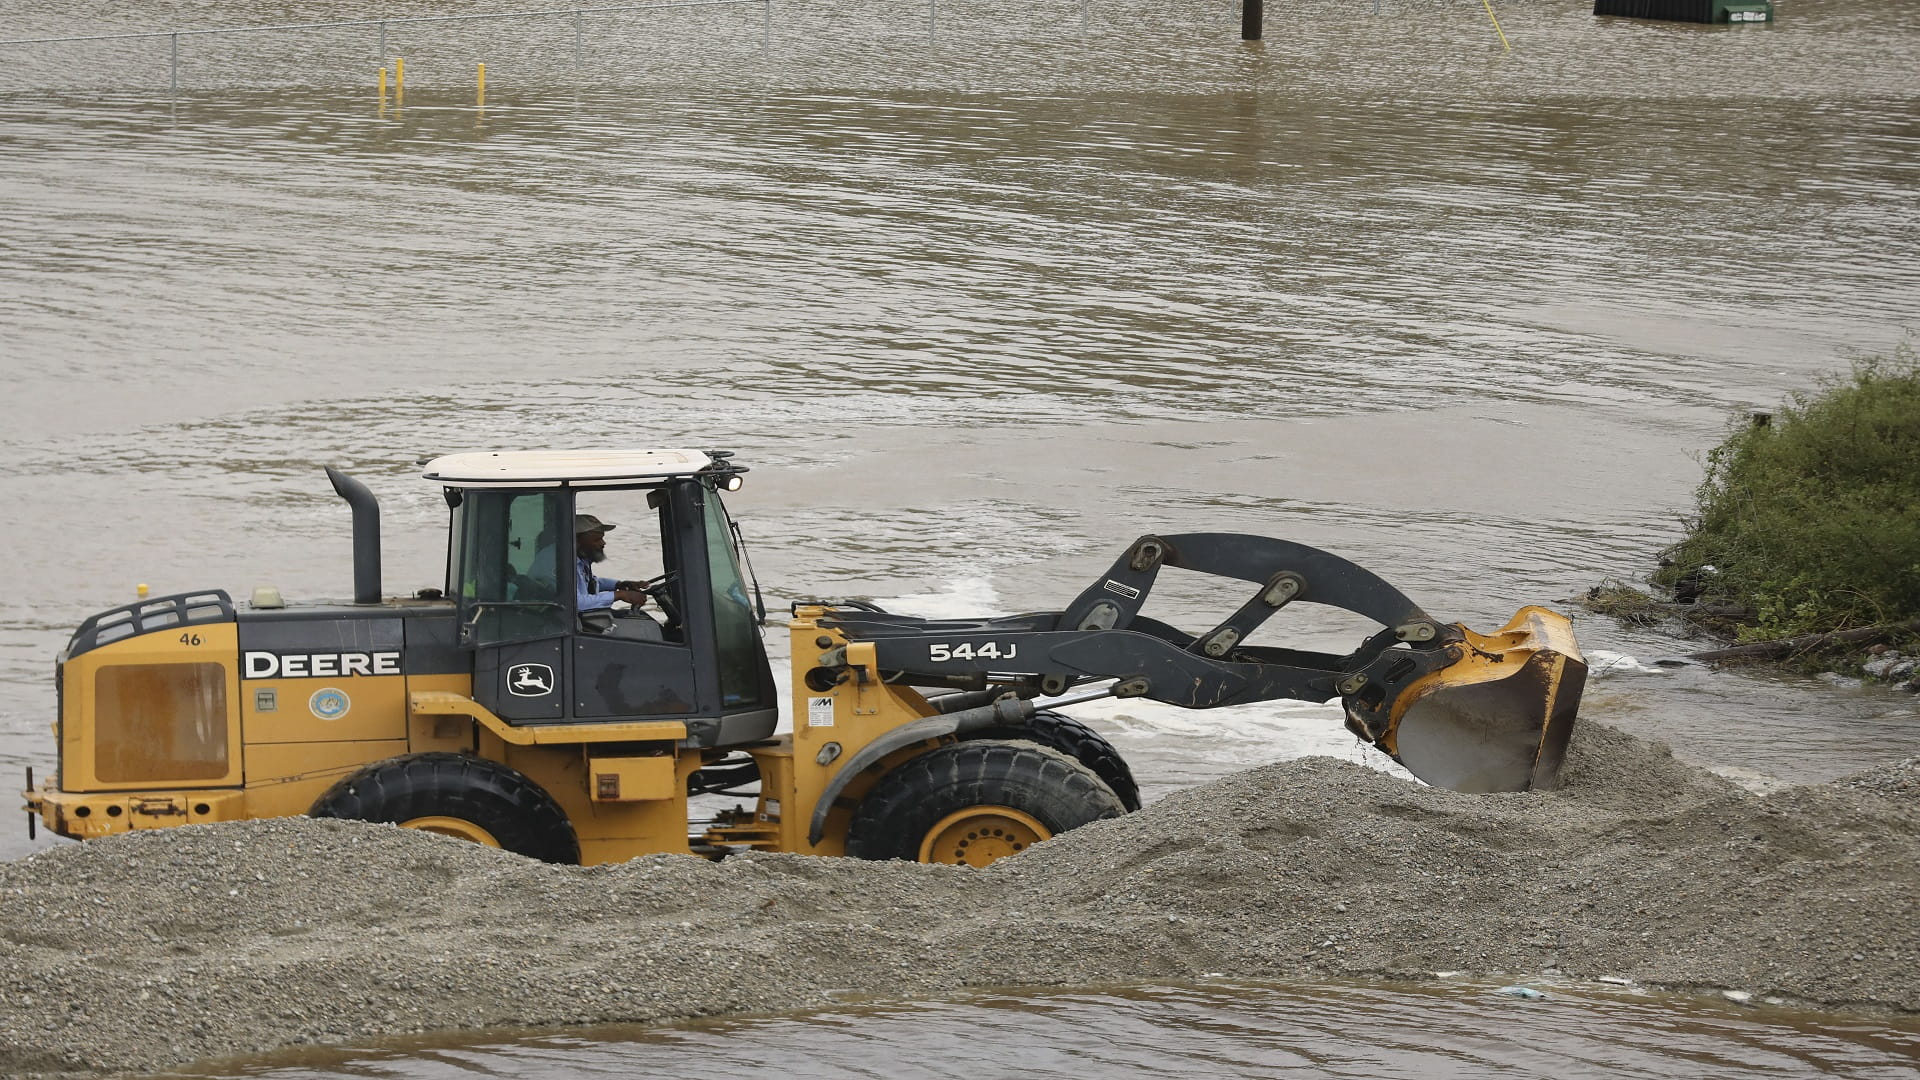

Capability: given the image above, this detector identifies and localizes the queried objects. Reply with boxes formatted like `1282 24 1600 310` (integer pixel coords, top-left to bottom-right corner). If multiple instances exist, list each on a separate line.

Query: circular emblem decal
309 688 351 720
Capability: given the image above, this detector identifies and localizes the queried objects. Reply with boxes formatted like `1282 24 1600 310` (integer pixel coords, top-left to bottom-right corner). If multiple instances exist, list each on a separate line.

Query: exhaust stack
325 467 382 605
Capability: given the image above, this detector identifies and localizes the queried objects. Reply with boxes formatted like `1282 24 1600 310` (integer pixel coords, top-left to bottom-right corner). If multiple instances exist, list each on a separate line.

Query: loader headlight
721 475 744 492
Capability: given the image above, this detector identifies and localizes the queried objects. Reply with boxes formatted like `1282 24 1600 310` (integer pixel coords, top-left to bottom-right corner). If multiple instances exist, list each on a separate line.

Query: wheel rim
917 806 1050 866
400 815 501 847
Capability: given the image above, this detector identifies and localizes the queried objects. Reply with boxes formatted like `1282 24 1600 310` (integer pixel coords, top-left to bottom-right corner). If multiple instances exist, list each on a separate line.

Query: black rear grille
65 590 234 660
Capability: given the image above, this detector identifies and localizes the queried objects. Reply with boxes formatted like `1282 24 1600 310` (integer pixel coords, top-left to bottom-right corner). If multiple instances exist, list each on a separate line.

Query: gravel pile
2 721 1916 1078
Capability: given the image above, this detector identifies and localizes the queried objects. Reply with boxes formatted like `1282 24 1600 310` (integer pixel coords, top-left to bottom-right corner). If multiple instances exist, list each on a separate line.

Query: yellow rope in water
1481 0 1511 50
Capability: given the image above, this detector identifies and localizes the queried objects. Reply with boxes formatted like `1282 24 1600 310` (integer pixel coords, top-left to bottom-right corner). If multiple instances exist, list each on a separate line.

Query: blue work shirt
577 555 619 612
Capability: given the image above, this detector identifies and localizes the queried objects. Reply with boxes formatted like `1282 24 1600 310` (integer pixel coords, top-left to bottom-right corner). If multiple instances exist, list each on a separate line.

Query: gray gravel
2 721 1916 1078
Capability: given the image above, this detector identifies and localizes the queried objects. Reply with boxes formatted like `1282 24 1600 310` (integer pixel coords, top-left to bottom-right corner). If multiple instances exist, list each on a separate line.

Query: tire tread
845 740 1124 862
309 752 579 864
967 710 1141 811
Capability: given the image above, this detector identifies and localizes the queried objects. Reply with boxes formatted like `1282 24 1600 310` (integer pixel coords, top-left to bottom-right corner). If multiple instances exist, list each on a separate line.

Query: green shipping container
1714 0 1773 22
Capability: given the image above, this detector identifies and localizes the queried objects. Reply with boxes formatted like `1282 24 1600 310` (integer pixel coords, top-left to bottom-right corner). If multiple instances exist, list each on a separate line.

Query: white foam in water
1587 650 1646 677
876 576 1004 620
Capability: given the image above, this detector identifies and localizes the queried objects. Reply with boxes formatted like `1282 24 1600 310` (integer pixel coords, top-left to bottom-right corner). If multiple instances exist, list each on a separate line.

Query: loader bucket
1374 606 1586 793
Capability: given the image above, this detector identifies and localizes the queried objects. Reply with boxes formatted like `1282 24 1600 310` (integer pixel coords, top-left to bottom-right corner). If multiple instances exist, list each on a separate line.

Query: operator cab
421 449 776 748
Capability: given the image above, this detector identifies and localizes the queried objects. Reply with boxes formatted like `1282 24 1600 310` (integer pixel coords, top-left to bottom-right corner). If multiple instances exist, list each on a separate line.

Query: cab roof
422 449 717 488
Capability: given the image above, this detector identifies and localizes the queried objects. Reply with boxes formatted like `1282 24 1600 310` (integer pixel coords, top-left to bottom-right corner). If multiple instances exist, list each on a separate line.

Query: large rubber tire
309 752 579 864
966 710 1141 812
844 740 1126 864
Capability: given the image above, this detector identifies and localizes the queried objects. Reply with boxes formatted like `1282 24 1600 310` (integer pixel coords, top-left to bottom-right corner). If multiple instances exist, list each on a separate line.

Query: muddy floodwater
143 983 1920 1080
2 0 1918 1074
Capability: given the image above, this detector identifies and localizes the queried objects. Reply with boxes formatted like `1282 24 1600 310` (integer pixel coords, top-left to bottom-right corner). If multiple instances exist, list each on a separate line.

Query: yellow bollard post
395 56 405 94
1481 0 1511 50
379 67 388 97
477 63 486 100
136 584 150 599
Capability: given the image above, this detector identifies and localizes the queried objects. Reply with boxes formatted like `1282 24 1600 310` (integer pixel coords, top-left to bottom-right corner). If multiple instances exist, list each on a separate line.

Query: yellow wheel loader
21 450 1586 867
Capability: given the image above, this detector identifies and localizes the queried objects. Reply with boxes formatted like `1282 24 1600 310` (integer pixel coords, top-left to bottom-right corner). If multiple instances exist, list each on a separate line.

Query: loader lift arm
809 533 1584 803
816 534 1456 728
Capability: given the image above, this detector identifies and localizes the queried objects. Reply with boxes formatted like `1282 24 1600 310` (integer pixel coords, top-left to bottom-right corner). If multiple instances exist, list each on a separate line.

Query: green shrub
1653 348 1920 640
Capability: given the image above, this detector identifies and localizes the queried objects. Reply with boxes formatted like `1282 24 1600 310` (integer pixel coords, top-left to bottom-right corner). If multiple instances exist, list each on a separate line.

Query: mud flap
1361 606 1586 793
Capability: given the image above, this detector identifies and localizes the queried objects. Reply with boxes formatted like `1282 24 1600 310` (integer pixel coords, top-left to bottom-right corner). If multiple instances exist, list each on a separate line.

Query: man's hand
613 587 649 606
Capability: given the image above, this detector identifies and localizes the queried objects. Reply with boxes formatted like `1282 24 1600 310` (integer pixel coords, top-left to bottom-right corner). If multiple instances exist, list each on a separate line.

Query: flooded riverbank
149 982 1920 1080
2 0 1917 1074
2 723 1917 1078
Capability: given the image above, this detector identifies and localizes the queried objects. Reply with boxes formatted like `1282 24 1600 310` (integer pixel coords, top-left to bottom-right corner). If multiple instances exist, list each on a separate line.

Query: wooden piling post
1242 0 1262 40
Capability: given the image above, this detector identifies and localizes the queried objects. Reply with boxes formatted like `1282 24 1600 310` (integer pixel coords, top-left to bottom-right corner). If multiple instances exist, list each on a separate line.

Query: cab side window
506 494 560 602
459 491 566 646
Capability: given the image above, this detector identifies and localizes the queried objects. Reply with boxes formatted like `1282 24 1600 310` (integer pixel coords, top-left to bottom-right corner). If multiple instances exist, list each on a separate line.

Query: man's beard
583 549 607 564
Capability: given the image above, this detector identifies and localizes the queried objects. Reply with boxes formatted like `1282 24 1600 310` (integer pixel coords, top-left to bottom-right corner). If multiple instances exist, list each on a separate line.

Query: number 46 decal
929 641 1017 662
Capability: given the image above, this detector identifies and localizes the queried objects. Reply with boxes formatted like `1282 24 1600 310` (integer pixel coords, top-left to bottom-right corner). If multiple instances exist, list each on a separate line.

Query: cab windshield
703 487 762 708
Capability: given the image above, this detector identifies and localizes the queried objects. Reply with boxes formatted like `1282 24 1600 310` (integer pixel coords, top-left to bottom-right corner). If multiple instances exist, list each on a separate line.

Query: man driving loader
24 450 1585 869
572 514 651 613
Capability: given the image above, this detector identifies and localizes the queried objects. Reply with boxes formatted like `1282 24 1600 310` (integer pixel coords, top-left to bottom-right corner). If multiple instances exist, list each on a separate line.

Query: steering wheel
640 572 682 631
612 573 680 629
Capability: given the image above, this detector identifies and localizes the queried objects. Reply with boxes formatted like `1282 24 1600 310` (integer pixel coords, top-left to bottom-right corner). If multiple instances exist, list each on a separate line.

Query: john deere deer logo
507 663 554 697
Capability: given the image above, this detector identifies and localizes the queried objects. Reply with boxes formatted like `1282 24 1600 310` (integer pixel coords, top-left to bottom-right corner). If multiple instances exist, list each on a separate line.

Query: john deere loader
22 450 1586 866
